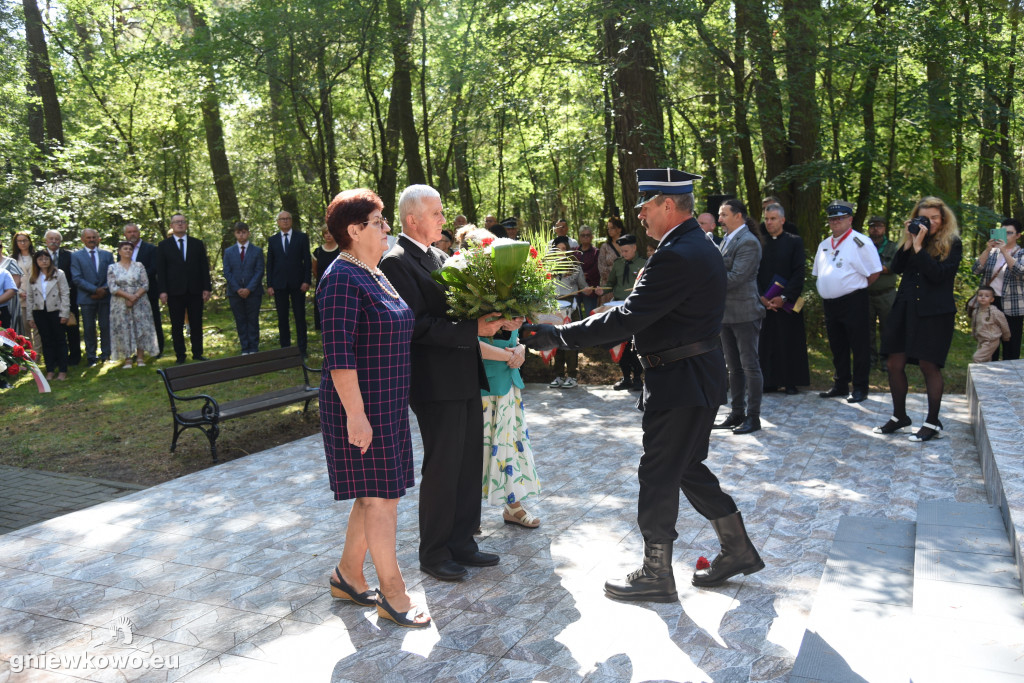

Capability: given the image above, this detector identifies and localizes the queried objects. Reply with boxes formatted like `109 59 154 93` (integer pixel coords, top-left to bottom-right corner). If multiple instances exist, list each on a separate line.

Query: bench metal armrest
301 360 323 389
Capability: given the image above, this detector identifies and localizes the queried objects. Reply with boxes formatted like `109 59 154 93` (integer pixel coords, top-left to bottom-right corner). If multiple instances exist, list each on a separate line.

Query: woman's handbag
64 311 76 326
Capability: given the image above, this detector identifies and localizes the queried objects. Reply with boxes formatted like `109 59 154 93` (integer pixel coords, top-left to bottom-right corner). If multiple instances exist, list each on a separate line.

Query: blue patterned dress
318 259 415 500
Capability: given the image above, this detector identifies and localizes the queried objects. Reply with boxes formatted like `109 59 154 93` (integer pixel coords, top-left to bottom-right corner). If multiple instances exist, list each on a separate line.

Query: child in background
972 285 1011 363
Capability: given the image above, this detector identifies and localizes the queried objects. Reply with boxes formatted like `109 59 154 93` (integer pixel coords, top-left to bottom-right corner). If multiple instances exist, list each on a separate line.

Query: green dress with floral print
480 330 541 506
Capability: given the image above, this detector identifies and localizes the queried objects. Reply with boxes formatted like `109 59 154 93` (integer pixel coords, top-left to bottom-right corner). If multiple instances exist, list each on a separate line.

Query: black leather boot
691 511 764 587
712 412 745 429
605 542 677 603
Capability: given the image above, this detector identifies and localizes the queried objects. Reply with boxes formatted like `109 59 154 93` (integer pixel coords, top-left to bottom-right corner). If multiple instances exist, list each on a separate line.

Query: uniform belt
639 337 721 370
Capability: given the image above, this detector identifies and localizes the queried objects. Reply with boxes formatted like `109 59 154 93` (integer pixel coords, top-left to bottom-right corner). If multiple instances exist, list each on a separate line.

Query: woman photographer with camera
874 196 962 442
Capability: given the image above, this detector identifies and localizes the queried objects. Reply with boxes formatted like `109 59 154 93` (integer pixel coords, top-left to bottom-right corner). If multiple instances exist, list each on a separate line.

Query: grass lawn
0 293 979 487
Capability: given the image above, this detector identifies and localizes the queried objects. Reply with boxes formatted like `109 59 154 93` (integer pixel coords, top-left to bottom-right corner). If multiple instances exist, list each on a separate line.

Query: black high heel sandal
873 415 912 435
376 593 431 628
329 567 377 606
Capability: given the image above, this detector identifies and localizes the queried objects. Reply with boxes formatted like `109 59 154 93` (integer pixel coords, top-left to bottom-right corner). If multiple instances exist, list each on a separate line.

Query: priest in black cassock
757 203 810 393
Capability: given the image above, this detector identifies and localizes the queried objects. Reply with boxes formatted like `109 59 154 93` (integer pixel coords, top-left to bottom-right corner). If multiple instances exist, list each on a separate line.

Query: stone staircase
791 502 1024 683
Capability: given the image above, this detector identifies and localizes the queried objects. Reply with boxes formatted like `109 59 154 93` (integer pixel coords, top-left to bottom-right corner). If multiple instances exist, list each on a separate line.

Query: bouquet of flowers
1 328 50 393
433 236 574 320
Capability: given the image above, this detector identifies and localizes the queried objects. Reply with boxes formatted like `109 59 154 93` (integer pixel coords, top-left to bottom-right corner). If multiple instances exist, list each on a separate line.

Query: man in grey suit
713 199 765 434
223 222 265 354
70 228 114 366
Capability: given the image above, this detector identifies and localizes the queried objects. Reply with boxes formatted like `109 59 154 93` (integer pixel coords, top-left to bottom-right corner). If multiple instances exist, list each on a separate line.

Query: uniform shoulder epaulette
852 235 866 247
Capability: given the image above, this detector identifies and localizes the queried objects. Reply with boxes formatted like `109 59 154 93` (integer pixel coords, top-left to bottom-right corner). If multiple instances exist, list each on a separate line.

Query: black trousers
619 344 643 380
823 289 871 393
274 288 307 354
411 398 483 565
638 405 738 543
65 304 81 364
167 293 204 360
148 292 164 355
32 309 68 373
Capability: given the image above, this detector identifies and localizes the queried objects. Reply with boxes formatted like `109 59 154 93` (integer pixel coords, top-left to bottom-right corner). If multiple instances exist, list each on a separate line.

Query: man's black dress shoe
818 386 848 398
732 417 761 435
452 551 500 567
419 560 467 581
847 390 868 403
712 412 745 430
193 355 209 362
175 357 187 365
613 378 633 390
784 386 799 395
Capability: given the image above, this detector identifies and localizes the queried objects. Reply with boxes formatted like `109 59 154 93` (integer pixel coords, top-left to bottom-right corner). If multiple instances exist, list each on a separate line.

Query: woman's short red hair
325 189 385 249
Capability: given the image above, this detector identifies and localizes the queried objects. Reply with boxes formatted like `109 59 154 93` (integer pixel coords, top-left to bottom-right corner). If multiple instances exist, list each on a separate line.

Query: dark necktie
240 246 246 263
89 249 96 271
178 238 185 258
431 249 446 270
283 234 289 255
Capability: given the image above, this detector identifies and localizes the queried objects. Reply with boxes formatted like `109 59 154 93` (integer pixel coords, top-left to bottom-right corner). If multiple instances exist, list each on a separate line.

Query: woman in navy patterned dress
318 189 428 628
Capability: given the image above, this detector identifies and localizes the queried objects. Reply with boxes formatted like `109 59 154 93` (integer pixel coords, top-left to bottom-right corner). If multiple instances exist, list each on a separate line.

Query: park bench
157 347 320 462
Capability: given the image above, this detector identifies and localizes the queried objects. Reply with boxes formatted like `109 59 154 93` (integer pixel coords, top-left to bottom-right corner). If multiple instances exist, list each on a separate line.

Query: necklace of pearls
339 251 401 299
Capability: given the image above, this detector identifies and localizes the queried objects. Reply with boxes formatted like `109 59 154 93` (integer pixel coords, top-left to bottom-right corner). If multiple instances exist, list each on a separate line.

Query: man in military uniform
522 168 763 603
867 216 898 368
813 200 882 403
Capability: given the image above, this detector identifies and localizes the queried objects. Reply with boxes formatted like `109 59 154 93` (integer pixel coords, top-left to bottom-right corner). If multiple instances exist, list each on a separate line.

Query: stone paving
0 386 1015 682
0 466 145 535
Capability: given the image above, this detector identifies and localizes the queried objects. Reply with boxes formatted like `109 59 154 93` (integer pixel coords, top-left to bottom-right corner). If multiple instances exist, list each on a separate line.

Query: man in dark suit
379 185 509 582
124 222 164 358
43 230 81 365
156 213 212 364
713 199 765 435
70 228 114 366
523 168 764 603
223 222 265 354
266 211 312 355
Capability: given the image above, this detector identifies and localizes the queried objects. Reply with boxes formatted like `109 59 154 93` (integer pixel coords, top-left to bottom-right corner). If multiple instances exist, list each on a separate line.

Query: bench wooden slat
169 357 307 391
180 386 317 421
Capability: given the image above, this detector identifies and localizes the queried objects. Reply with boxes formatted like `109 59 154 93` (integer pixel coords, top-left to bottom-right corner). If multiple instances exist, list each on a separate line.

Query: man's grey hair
399 185 441 224
764 203 785 218
44 229 62 240
663 192 695 214
123 222 138 232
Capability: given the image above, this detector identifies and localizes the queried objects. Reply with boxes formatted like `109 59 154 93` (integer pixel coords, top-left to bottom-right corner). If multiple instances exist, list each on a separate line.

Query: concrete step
910 501 1024 682
791 507 1024 683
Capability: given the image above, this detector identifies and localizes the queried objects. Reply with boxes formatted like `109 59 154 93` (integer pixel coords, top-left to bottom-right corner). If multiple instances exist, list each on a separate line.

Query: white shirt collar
659 222 687 245
722 223 747 248
237 241 249 248
403 234 432 253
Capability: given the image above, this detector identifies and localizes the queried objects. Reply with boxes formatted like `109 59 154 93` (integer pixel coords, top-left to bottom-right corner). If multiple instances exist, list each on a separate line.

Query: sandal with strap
909 420 944 442
873 415 912 435
376 593 431 628
329 566 377 606
503 504 541 528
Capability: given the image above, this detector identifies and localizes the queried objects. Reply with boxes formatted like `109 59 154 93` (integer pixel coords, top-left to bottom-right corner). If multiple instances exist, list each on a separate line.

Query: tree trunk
979 53 997 232
266 43 301 227
316 48 339 200
853 61 880 231
737 0 786 212
386 0 425 186
452 85 475 222
884 61 900 227
729 14 759 211
23 0 65 158
603 6 665 235
419 3 432 186
601 77 617 217
187 4 240 245
997 2 1022 219
783 0 822 246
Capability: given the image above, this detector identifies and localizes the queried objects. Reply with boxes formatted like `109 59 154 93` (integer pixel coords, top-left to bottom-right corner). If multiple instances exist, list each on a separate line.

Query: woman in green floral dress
480 326 541 527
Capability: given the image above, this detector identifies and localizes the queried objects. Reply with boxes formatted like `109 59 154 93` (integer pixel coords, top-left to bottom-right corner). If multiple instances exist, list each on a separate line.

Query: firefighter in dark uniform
522 168 764 603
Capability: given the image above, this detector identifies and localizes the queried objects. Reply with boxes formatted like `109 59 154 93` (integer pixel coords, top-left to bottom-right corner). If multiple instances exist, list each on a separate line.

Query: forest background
4 0 1024 255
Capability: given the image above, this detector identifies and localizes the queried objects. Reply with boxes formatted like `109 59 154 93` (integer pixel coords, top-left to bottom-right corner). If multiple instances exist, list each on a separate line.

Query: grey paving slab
915 522 1014 556
0 389 1016 683
914 548 1021 589
817 544 914 606
917 500 1005 529
831 517 916 548
914 578 1024 626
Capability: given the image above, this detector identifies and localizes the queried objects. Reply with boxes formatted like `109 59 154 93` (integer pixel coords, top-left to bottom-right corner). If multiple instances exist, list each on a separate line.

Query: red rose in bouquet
12 345 24 359
8 364 20 376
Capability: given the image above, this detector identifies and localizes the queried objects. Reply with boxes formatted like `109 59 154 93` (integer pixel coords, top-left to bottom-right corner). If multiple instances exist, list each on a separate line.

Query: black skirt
880 298 955 367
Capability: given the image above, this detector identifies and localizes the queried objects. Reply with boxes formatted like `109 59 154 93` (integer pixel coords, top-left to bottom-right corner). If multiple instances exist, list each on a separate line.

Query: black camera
908 215 931 235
